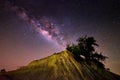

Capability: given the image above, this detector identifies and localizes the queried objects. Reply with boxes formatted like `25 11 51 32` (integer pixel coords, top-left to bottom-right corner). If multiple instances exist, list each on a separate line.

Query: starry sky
0 0 120 74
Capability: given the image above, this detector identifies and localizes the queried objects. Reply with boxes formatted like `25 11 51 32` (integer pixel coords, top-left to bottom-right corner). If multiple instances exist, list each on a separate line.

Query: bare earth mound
1 51 120 80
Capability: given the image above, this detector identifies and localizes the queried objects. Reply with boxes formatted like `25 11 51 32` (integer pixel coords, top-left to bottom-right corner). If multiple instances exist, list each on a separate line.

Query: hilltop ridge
1 50 120 80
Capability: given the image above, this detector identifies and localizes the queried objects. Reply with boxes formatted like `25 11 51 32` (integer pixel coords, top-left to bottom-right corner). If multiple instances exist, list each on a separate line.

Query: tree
66 36 108 69
66 44 81 60
92 52 108 62
0 69 6 73
77 36 99 61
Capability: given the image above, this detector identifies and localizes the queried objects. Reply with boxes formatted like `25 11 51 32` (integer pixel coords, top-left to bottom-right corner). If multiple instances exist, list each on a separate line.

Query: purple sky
0 0 120 74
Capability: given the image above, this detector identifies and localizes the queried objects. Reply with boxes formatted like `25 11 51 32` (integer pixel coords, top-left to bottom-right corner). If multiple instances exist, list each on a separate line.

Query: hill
1 50 120 80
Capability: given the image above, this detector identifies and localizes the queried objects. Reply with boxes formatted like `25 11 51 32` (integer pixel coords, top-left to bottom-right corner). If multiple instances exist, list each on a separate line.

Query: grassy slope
2 51 120 80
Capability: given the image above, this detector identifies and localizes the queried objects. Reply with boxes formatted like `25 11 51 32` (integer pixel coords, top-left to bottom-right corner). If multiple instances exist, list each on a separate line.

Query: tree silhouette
66 36 108 69
0 69 6 73
77 36 99 61
66 44 81 61
92 52 108 62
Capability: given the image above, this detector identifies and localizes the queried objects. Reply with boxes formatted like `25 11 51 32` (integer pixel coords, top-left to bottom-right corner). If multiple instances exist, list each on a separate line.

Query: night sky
0 0 120 74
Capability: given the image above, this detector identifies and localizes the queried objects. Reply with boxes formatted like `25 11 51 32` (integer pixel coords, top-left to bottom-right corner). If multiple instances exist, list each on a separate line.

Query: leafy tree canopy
66 36 108 69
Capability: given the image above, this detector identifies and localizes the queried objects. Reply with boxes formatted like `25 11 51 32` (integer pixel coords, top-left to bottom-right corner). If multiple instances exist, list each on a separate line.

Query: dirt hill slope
1 50 120 80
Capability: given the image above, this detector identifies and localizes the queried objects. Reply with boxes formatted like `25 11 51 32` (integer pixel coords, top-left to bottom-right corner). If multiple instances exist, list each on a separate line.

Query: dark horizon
0 0 120 75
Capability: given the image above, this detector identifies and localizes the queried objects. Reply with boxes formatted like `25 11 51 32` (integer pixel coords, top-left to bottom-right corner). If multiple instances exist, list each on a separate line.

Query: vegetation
66 36 108 69
0 69 6 73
